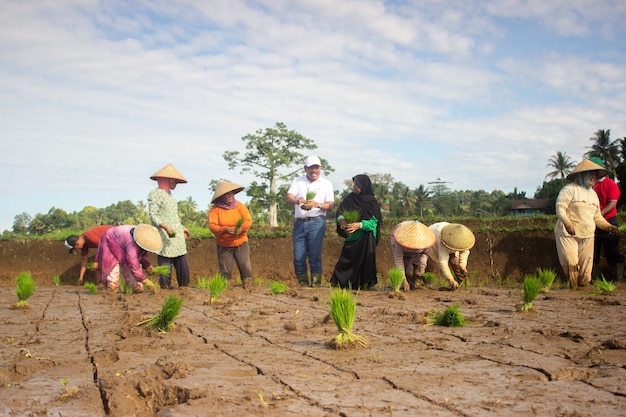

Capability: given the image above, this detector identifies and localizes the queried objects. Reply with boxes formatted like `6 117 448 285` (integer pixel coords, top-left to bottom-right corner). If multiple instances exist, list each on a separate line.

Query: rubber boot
591 263 600 280
614 263 624 281
311 273 322 287
296 273 310 286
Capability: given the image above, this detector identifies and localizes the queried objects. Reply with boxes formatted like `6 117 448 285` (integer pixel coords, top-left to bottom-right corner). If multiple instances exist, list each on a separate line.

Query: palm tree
414 185 430 217
584 129 619 178
546 151 576 180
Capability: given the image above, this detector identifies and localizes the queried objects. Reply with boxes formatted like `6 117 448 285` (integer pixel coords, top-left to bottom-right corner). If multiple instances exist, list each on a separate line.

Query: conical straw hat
133 224 163 253
211 180 245 203
566 159 606 180
440 223 475 251
393 221 436 250
150 163 187 183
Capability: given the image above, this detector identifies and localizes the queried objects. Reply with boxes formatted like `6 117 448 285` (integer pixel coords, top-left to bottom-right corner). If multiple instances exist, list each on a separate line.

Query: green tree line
4 125 624 237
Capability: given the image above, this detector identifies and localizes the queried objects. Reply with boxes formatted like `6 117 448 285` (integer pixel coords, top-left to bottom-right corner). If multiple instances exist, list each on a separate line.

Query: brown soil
1 227 626 416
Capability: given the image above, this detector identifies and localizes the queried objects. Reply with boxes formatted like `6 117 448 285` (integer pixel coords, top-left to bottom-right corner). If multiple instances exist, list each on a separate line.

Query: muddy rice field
1 226 625 416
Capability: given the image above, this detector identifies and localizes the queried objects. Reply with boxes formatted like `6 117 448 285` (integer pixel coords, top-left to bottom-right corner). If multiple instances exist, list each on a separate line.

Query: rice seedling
269 280 289 294
426 305 466 327
590 276 617 296
196 275 209 289
520 274 542 311
421 272 436 285
342 210 360 223
84 282 98 295
326 288 368 349
137 295 184 333
52 275 61 286
536 267 556 292
387 268 404 292
86 261 95 270
235 217 245 229
306 190 316 201
152 265 171 276
15 271 36 308
59 378 79 400
208 274 229 303
119 278 134 295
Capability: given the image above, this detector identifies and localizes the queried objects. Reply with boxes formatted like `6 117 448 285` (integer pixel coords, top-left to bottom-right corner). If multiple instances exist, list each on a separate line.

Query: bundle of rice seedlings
520 274 542 311
15 271 36 308
536 267 556 292
269 280 289 294
52 275 61 286
590 276 617 296
196 276 209 290
387 268 404 292
137 295 184 333
84 282 98 295
235 217 245 229
326 288 368 349
421 272 436 285
208 274 229 303
342 210 360 223
119 278 134 295
305 191 317 200
86 261 95 270
426 304 466 327
152 265 171 276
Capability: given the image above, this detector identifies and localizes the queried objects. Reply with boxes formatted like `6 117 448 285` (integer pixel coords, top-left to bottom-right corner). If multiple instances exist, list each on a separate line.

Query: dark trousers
157 254 190 288
594 217 624 266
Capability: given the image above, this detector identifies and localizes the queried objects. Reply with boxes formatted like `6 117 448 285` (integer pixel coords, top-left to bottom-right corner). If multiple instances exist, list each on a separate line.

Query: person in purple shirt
94 224 162 293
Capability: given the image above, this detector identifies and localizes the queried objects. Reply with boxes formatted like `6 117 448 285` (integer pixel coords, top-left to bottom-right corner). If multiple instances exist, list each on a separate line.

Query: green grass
269 280 289 294
387 268 404 292
520 275 542 311
326 288 367 349
590 276 617 296
427 305 467 327
138 295 184 333
15 271 36 307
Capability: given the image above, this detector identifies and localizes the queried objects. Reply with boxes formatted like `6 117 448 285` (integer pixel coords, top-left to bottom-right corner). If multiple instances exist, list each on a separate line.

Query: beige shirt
555 182 612 239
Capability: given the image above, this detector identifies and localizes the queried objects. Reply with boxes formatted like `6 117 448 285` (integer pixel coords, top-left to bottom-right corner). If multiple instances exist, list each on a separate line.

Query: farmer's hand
401 278 410 292
344 222 360 234
564 222 576 235
225 227 236 235
92 262 99 271
147 265 154 274
449 279 460 290
143 280 157 294
183 228 190 239
78 276 84 285
608 225 619 236
234 227 242 236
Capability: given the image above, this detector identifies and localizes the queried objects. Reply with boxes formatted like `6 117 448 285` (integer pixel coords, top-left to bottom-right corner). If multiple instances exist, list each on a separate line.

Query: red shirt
80 225 114 256
594 177 620 219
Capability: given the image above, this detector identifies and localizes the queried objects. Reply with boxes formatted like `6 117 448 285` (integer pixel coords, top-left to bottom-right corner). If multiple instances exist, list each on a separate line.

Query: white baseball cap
304 156 321 167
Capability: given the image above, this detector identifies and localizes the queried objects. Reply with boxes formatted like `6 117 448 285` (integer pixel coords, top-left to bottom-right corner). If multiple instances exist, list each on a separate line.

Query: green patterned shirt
148 188 187 257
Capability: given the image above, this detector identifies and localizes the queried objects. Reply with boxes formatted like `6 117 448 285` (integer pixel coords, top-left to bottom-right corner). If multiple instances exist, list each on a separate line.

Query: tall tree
414 185 430 217
223 122 333 227
584 129 619 178
546 151 576 181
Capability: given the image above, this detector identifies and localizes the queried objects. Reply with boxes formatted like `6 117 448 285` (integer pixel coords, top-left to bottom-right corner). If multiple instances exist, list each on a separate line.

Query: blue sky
2 0 625 232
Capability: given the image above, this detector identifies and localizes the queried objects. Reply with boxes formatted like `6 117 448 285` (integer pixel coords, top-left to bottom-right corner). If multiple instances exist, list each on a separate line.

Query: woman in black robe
330 174 382 289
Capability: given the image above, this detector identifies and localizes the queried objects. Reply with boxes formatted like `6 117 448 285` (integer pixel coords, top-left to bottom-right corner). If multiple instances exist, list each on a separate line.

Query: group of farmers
64 156 622 293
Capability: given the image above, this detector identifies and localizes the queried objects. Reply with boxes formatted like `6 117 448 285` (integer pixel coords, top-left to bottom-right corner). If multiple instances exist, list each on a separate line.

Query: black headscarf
336 174 383 243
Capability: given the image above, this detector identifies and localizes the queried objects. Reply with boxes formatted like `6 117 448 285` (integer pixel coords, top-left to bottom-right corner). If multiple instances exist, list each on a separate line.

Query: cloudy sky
2 0 625 232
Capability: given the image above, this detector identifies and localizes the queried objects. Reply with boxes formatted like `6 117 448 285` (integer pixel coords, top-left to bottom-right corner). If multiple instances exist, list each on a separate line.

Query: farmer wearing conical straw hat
428 222 475 290
390 220 436 291
148 163 191 289
555 159 619 289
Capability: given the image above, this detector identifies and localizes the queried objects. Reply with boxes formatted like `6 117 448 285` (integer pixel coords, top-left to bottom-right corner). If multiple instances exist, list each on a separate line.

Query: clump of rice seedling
306 190 317 200
84 282 98 295
58 378 79 400
387 268 404 292
15 271 36 309
196 276 209 290
235 217 245 229
152 265 171 276
119 278 134 294
342 210 360 223
326 288 368 349
520 274 542 311
52 275 61 286
86 261 95 270
421 272 436 285
426 304 466 327
269 280 289 294
208 274 228 303
536 267 556 292
137 295 184 333
590 276 617 296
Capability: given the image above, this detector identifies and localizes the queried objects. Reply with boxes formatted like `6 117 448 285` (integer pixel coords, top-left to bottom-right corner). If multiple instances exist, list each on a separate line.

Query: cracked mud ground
1 283 625 417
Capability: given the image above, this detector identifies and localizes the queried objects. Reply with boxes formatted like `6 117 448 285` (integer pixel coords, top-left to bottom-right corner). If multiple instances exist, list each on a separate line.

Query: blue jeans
292 217 326 275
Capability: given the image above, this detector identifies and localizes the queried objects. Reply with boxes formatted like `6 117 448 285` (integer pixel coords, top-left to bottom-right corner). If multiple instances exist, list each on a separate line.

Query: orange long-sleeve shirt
208 202 253 247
